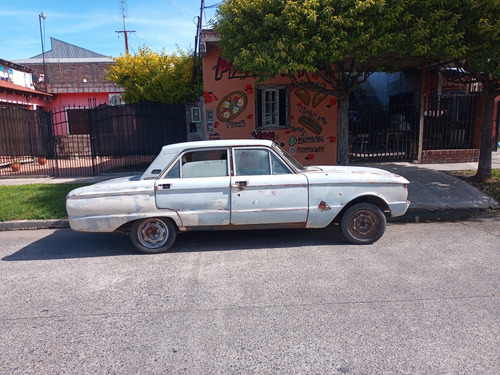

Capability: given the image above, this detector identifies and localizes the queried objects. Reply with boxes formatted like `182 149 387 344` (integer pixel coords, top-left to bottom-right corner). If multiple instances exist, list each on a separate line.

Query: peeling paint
318 201 331 211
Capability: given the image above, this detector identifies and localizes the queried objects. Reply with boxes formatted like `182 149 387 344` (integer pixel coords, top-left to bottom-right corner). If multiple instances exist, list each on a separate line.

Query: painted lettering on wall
299 106 327 126
226 120 246 128
215 57 253 81
209 131 221 140
298 146 325 153
251 130 278 142
289 126 307 136
297 136 324 144
289 135 325 145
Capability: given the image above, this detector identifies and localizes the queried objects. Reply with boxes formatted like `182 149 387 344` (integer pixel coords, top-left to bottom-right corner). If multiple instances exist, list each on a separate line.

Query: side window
181 149 229 178
271 153 292 175
164 160 180 178
234 149 271 176
255 85 289 129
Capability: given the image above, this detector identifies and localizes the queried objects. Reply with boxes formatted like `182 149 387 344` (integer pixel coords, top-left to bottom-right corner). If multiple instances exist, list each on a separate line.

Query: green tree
453 0 500 181
214 0 465 164
106 47 201 104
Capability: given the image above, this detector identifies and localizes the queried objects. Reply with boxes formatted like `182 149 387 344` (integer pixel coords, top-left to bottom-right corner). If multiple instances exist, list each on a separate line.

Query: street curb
388 208 493 223
0 219 69 231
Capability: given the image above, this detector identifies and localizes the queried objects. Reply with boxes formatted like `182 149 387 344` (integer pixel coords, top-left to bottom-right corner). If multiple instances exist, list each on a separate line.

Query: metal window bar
349 102 418 162
423 95 477 150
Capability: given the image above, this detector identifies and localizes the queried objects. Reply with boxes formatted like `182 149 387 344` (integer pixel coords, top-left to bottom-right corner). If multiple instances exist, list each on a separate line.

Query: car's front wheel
130 218 177 254
340 203 386 244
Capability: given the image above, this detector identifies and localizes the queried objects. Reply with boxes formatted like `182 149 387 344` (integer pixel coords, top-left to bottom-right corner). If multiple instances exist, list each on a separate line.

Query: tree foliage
106 47 200 104
458 0 500 82
213 0 480 164
436 0 500 180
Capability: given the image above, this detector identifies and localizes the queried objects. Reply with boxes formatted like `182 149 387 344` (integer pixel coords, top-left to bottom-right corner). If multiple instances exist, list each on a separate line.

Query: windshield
272 143 306 172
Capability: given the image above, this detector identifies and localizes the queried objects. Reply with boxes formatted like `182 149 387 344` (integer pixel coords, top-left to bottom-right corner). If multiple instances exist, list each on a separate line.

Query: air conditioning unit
109 94 123 106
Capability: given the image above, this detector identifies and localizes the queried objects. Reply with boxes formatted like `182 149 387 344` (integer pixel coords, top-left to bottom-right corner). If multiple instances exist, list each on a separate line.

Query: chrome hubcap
139 220 168 248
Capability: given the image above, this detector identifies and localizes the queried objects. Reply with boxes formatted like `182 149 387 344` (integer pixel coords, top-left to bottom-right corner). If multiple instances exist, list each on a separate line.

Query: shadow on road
2 224 346 261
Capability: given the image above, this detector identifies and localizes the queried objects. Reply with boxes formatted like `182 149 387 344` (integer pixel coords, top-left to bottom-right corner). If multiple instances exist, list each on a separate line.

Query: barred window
255 85 289 129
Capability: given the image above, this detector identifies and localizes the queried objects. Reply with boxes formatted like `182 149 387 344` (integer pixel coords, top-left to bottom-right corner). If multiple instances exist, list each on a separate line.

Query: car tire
340 203 386 244
130 218 177 254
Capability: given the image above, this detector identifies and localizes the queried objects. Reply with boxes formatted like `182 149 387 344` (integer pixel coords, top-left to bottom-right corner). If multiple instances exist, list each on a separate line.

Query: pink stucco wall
49 92 120 136
50 92 112 110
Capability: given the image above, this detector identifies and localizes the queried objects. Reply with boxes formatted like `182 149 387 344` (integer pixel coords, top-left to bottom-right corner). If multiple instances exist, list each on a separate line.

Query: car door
155 148 231 227
230 147 308 225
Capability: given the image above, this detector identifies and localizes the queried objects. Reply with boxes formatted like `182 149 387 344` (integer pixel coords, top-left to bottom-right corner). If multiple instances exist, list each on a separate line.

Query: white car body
66 139 410 253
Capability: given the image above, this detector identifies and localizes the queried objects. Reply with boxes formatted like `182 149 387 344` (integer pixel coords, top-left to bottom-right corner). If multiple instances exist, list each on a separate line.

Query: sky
0 0 219 61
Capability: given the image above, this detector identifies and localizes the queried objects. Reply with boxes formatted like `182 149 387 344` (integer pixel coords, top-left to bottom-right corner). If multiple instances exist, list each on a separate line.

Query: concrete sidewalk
366 151 500 221
1 153 499 230
374 162 500 222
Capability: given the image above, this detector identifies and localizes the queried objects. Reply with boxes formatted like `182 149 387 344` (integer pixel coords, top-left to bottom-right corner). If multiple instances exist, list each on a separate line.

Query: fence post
417 61 426 163
88 106 98 176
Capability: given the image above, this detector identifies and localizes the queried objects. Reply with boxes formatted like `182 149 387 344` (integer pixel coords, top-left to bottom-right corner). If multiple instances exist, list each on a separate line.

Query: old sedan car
66 139 410 253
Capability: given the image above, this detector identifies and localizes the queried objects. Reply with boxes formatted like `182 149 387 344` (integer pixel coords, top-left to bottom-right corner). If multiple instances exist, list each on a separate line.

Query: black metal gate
422 95 477 150
0 102 187 177
0 106 54 175
349 93 478 162
349 92 419 162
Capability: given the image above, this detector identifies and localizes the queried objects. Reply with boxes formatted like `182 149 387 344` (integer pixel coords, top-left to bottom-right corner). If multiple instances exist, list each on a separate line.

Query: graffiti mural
251 130 278 142
202 47 338 165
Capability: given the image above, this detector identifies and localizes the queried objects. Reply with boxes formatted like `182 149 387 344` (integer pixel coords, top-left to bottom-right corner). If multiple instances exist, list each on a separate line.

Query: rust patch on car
318 201 331 211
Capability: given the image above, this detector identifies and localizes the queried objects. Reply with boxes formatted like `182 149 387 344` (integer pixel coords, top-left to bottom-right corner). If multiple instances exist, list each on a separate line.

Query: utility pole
39 11 47 92
115 0 135 54
191 0 204 99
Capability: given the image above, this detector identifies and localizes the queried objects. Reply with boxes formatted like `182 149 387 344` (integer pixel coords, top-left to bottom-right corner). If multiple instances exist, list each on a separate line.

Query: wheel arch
334 194 390 223
114 212 182 235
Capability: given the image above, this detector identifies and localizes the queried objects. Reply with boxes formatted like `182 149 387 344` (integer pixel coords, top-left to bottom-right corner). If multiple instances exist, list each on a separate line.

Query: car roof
160 139 275 153
140 139 276 180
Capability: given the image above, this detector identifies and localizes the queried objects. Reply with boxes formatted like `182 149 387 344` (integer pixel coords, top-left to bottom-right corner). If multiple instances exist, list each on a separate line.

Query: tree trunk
475 84 496 181
337 92 350 165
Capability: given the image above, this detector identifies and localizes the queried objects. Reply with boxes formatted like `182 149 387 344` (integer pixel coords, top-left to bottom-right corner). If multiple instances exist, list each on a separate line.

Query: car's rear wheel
340 203 386 244
130 218 177 254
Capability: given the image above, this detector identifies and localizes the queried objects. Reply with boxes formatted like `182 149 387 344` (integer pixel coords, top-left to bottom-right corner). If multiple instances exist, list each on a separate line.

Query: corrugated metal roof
30 38 109 59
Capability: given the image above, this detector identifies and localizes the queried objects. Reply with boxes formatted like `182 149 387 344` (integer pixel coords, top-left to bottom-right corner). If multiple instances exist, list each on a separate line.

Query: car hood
305 165 410 184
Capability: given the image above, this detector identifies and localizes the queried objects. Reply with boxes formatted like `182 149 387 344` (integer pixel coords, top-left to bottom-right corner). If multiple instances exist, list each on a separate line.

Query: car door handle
233 181 248 188
160 183 171 189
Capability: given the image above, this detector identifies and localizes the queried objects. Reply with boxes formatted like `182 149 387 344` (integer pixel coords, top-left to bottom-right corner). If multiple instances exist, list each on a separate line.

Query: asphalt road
1 217 499 375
